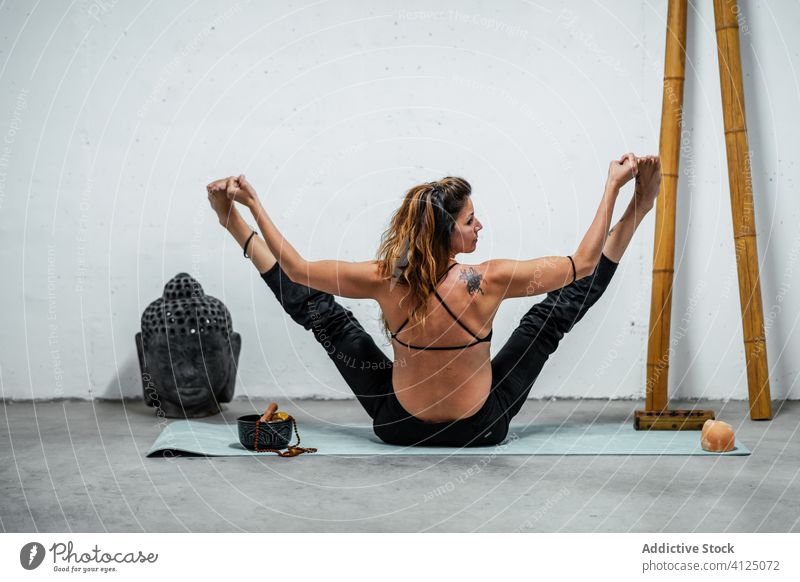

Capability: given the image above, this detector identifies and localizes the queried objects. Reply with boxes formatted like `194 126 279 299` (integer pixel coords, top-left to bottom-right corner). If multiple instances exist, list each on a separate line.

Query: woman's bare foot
207 180 237 226
601 155 660 263
207 179 278 273
633 155 661 211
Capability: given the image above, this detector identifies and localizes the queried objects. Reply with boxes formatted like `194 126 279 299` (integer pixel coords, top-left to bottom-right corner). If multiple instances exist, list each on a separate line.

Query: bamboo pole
646 0 687 411
713 0 772 420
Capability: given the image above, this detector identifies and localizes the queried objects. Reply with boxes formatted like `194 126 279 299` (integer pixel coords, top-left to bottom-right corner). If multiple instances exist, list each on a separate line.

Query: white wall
1 0 798 403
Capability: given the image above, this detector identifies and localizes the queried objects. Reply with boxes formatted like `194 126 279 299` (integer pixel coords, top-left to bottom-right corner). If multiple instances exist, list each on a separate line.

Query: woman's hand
607 153 639 190
206 174 259 208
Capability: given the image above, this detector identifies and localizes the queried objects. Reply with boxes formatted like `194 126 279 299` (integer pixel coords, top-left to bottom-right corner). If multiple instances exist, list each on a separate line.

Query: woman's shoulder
447 262 490 297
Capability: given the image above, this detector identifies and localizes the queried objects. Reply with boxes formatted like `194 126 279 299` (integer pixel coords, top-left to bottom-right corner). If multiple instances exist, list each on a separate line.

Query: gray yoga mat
146 419 750 456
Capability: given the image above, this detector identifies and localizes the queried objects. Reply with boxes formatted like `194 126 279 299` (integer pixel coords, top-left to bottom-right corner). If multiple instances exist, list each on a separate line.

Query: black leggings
260 254 618 447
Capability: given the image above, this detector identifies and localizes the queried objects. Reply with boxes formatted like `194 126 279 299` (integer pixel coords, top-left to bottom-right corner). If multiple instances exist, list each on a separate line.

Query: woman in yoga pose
207 153 661 447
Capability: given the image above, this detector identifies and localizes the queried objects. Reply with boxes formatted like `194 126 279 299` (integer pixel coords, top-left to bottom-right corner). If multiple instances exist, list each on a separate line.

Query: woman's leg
490 253 619 420
214 202 392 420
260 262 394 420
490 184 655 420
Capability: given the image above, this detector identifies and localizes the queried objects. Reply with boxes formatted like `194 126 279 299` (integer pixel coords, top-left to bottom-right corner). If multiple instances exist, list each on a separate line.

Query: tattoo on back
458 267 485 295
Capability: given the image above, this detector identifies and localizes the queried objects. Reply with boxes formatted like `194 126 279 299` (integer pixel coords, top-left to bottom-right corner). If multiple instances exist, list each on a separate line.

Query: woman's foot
601 155 660 263
633 155 661 211
207 180 237 226
207 180 279 273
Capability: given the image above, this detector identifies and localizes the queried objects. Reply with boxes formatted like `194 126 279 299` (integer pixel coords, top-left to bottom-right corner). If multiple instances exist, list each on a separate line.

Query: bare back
375 262 502 423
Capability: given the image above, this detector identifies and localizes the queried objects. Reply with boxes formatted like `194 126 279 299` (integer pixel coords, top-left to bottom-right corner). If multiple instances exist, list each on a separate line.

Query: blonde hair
375 176 472 340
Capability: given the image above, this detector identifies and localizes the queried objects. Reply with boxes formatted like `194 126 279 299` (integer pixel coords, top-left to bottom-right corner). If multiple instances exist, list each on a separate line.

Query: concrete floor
1 398 798 532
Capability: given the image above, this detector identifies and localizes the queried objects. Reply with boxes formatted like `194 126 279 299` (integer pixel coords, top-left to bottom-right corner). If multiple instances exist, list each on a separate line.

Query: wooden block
634 409 716 430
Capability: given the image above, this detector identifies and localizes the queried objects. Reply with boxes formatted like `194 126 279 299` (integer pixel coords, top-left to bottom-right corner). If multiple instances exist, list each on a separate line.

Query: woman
207 153 661 447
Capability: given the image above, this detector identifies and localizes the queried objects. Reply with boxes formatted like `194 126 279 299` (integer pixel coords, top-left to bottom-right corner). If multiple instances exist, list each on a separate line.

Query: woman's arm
240 179 305 277
572 152 639 276
208 175 382 299
280 258 383 299
482 153 640 299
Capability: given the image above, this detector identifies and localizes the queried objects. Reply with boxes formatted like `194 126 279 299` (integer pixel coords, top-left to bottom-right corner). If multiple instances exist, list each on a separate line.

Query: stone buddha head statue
135 273 241 418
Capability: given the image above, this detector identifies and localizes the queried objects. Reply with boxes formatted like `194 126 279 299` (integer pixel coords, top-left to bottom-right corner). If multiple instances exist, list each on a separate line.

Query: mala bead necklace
253 402 317 457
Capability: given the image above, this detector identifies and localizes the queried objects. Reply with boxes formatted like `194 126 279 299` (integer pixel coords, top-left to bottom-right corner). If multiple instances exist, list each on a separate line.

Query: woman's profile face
449 196 482 256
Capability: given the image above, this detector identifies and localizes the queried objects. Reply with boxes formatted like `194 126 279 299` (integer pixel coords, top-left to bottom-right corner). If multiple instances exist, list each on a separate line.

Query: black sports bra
390 262 493 351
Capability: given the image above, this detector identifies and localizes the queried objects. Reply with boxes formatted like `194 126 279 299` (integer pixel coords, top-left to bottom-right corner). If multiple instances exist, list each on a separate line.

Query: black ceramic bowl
237 414 293 451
